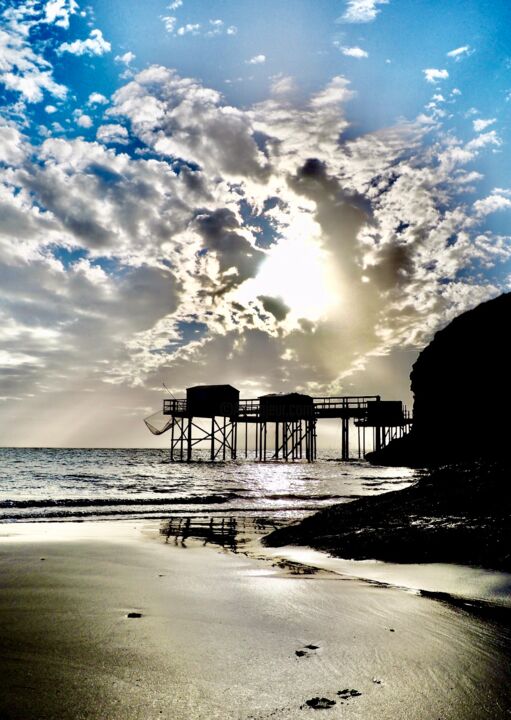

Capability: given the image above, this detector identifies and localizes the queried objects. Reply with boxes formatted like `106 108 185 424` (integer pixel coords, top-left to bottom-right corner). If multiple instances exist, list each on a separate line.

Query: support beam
341 417 350 461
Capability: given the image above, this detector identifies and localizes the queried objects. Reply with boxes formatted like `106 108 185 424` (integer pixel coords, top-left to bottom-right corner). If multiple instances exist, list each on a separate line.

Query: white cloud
45 104 58 113
0 6 68 102
76 114 93 128
473 118 496 133
207 19 224 36
0 125 29 165
162 15 177 33
246 54 266 65
163 15 235 38
341 0 389 23
58 29 111 57
270 74 297 96
340 46 369 58
466 130 501 151
176 23 201 36
43 0 78 29
88 92 109 105
96 123 129 144
423 68 449 83
474 194 511 216
115 51 136 65
167 0 183 9
447 45 473 61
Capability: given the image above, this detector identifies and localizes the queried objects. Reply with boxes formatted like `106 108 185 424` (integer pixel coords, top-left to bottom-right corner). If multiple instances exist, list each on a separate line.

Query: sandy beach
0 521 509 720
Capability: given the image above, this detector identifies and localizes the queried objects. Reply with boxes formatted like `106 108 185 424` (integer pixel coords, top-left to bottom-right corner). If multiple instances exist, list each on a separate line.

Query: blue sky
0 0 510 446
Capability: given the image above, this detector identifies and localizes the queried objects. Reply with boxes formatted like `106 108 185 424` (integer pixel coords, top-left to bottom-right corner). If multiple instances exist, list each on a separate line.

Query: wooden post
222 417 226 460
210 417 215 461
341 417 349 461
170 418 175 462
187 417 192 462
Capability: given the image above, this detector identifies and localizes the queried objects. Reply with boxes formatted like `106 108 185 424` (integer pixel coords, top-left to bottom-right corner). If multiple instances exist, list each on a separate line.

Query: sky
0 0 510 447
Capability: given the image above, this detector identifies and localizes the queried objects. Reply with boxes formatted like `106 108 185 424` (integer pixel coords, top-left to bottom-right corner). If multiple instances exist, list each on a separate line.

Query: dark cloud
257 295 290 321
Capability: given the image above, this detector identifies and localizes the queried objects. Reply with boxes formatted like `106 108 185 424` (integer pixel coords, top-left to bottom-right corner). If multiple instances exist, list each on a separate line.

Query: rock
263 460 511 570
126 612 142 618
367 293 511 467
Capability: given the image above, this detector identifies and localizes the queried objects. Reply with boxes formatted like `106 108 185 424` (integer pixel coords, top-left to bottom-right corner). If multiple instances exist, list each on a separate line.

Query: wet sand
0 521 510 719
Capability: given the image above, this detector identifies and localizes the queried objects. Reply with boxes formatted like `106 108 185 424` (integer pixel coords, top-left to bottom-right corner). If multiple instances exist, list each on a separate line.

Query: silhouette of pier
145 385 412 463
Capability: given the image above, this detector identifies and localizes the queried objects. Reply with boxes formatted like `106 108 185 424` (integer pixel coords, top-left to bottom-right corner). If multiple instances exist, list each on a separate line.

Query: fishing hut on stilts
144 385 412 463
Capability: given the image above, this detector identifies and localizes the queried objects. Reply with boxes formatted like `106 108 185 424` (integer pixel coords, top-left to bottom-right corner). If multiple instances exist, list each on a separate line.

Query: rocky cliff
367 293 511 466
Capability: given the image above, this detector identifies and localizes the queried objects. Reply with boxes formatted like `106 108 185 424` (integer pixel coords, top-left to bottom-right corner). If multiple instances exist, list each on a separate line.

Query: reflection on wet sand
160 515 281 551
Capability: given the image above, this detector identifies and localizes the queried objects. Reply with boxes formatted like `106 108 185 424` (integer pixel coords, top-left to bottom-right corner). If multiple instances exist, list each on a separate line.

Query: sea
2 448 511 607
0 447 416 523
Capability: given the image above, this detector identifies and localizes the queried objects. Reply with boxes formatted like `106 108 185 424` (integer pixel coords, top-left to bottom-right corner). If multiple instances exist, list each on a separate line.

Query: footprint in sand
337 689 362 700
295 643 320 658
301 697 336 710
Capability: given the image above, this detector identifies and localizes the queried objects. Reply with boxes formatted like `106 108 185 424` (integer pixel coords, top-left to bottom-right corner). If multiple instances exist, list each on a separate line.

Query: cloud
167 0 183 9
246 54 266 65
161 15 177 33
258 296 290 321
108 66 269 179
207 19 224 36
423 68 449 83
1 60 510 444
176 23 201 36
447 45 473 61
163 16 236 38
96 123 130 144
340 46 369 58
0 125 29 165
75 113 93 128
270 74 297 96
88 92 109 105
115 51 136 65
58 29 111 57
0 4 68 102
474 194 511 216
466 130 501 150
341 0 389 23
473 118 496 133
43 0 79 29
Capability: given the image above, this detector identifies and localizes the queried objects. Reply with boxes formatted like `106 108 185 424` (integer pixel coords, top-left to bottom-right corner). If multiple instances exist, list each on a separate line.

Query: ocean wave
0 494 236 509
0 505 325 521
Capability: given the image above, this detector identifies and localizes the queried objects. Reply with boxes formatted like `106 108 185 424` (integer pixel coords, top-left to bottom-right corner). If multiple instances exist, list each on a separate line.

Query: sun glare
242 236 338 323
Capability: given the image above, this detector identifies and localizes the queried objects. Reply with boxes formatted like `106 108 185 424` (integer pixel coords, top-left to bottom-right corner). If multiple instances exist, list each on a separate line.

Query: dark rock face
368 293 511 466
263 461 511 571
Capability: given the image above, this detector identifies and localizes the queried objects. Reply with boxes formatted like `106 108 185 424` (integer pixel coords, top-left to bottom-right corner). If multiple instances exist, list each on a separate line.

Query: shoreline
0 520 510 719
